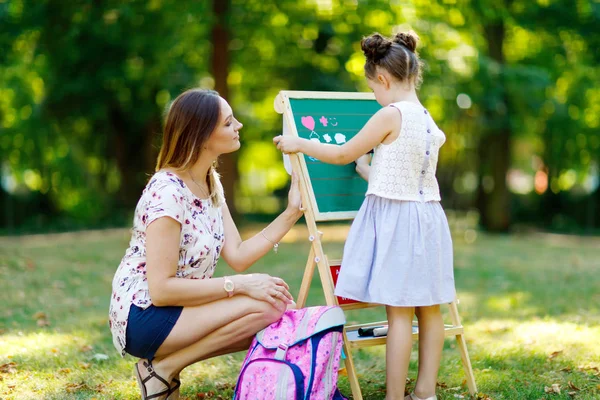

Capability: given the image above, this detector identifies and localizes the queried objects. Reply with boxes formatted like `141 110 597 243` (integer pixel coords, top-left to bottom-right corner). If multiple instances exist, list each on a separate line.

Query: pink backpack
233 306 347 400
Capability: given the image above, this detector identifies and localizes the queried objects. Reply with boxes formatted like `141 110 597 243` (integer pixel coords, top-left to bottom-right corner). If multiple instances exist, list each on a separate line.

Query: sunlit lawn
1 224 599 399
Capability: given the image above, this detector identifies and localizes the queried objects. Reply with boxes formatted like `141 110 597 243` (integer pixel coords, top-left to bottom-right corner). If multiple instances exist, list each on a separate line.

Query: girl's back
367 101 445 203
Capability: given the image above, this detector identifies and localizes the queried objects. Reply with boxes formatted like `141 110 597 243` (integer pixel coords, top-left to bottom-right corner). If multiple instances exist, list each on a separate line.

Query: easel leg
448 301 477 395
280 141 365 397
296 247 316 309
342 330 363 400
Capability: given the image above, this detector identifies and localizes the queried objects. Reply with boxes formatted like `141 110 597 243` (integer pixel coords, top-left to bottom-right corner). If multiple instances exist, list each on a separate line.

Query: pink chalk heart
301 116 315 131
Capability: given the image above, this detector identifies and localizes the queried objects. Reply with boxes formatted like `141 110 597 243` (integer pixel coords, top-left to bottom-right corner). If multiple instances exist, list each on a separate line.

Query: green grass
1 226 599 399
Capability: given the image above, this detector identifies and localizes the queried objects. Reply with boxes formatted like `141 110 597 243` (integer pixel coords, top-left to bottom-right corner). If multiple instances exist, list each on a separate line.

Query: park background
1 0 599 399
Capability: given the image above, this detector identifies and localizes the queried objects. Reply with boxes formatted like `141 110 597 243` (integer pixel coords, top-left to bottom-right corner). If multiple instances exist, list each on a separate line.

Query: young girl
273 31 455 400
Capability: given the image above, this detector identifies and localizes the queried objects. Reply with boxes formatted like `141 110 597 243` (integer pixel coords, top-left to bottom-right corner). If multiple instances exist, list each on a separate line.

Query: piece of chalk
358 326 385 337
373 326 389 337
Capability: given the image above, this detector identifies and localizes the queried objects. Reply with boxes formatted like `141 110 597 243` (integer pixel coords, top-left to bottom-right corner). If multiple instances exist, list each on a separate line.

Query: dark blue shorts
125 304 183 361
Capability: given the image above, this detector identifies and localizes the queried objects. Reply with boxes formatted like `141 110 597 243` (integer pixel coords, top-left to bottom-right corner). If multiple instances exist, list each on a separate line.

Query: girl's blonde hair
156 88 224 206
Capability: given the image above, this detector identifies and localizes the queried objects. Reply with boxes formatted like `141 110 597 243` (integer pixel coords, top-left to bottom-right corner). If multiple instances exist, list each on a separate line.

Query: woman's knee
206 300 283 342
251 299 285 326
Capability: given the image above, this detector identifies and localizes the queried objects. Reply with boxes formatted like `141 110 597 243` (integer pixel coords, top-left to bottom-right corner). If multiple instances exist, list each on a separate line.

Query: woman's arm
145 217 295 308
220 204 301 272
220 174 303 272
145 217 236 307
274 106 400 165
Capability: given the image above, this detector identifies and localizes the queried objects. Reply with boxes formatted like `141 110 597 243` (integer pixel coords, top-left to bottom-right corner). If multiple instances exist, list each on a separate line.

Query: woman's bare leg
165 337 252 400
135 295 285 399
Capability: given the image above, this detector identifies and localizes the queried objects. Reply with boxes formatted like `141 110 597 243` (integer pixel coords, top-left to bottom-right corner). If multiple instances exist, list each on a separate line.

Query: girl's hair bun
393 31 419 53
361 33 392 63
361 30 423 87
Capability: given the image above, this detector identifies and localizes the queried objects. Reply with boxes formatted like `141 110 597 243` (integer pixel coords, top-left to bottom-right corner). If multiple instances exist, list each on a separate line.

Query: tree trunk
540 128 562 229
477 130 511 231
477 21 512 232
212 0 238 216
589 181 599 232
0 187 13 232
111 107 156 208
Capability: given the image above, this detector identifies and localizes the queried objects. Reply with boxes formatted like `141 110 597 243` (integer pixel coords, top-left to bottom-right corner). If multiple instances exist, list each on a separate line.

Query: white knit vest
366 101 445 202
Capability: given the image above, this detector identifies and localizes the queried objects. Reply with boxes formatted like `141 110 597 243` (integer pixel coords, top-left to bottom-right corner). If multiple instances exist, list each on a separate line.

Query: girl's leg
135 295 285 399
413 305 444 398
385 306 415 400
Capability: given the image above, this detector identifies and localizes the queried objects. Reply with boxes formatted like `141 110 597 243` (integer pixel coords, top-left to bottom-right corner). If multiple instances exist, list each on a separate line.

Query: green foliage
1 0 212 227
0 0 598 232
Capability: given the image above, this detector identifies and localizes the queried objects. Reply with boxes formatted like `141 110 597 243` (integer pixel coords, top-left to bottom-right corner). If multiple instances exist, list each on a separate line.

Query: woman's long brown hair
156 89 224 205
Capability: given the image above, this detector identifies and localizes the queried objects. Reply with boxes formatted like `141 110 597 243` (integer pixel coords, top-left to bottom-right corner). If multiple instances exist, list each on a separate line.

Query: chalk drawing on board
301 115 322 161
319 116 328 127
329 117 338 127
301 116 316 132
334 133 347 144
323 134 332 143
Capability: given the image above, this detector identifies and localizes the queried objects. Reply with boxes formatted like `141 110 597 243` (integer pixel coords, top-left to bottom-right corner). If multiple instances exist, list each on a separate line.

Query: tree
1 0 597 233
410 0 596 232
212 0 239 216
1 0 212 227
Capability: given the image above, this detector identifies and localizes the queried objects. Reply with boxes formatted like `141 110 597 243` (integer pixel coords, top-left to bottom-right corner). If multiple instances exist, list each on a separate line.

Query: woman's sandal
134 360 171 400
166 377 181 400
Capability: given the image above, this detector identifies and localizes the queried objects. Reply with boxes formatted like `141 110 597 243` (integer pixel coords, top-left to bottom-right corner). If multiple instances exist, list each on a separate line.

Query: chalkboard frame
274 90 377 221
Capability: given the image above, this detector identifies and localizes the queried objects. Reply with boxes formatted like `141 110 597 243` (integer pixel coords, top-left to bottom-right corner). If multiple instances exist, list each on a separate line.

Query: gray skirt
334 195 456 307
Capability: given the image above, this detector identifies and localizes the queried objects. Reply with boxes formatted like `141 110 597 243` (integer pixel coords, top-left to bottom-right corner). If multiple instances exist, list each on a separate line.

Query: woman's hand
236 274 294 310
273 135 303 154
286 172 303 216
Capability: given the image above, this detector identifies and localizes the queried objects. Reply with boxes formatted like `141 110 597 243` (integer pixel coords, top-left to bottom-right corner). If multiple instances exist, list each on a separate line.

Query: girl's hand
273 135 303 154
236 274 294 310
286 172 303 216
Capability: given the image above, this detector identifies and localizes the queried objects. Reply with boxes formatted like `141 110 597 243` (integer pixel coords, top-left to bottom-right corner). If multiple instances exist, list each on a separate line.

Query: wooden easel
274 91 477 400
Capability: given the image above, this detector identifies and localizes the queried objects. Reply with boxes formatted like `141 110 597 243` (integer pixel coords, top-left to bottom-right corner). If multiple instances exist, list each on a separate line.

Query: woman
109 89 303 400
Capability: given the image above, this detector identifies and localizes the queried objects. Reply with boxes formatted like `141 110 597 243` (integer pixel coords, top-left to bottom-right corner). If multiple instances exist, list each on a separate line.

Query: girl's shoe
405 393 437 400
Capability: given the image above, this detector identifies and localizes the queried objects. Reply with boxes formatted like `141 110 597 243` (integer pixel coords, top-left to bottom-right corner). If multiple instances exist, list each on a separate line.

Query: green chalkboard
282 93 381 220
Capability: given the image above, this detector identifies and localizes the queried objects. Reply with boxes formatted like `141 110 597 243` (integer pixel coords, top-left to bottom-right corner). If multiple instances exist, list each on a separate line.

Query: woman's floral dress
109 171 224 356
